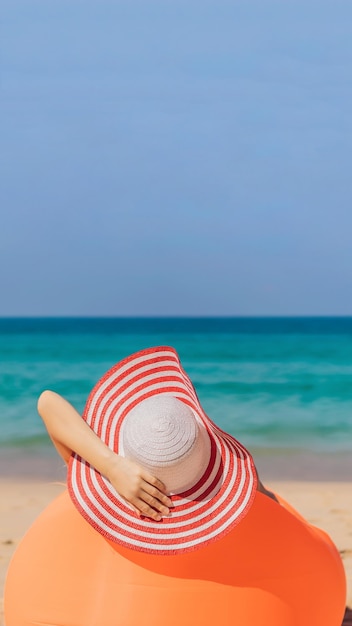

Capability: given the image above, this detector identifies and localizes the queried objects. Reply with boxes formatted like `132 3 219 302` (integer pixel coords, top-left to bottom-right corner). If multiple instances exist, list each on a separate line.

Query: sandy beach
1 477 351 626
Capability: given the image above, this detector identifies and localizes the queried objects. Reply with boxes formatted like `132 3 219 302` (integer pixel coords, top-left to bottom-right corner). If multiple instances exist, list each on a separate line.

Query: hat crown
121 396 210 494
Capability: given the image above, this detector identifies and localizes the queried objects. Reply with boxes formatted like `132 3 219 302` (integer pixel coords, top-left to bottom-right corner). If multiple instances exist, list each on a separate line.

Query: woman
4 346 346 626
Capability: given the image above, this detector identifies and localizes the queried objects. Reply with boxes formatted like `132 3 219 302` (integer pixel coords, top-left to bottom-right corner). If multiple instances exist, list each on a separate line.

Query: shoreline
1 444 352 482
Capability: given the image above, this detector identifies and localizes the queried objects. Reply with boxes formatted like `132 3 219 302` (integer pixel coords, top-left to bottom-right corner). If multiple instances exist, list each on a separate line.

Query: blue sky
1 0 352 316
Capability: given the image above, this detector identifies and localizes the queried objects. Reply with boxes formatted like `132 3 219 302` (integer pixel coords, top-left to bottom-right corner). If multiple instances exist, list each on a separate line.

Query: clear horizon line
1 314 352 320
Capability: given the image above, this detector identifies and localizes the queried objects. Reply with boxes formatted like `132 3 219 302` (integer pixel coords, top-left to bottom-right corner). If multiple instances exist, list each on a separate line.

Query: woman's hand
107 456 173 521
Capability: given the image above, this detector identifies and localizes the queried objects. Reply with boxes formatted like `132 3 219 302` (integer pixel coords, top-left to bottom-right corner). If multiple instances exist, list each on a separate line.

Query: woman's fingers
142 472 167 494
132 474 174 520
133 497 164 521
140 488 171 517
141 473 173 504
142 480 173 509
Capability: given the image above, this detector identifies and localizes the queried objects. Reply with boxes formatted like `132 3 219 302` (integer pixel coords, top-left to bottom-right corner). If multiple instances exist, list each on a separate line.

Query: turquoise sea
1 317 352 462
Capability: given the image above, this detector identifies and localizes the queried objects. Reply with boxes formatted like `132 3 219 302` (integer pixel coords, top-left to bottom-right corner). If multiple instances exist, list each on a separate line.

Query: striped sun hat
68 346 257 555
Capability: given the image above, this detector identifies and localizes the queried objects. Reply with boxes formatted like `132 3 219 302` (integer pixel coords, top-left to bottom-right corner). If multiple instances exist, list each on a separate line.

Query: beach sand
0 478 351 626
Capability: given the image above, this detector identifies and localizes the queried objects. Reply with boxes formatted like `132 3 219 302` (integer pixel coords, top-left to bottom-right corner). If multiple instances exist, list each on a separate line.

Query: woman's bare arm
37 390 172 520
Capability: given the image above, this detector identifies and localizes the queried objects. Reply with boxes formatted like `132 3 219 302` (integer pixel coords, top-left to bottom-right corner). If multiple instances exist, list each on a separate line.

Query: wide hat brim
68 346 257 555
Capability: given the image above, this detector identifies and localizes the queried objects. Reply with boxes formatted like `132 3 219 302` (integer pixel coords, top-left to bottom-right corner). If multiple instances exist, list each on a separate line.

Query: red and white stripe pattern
68 346 257 554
